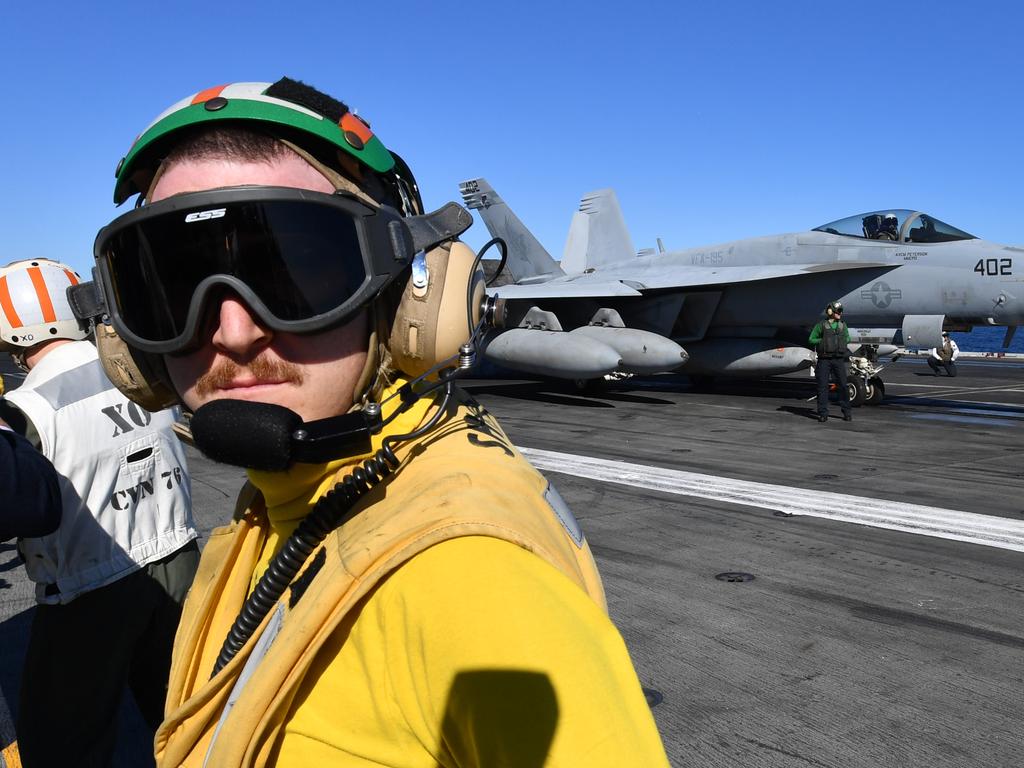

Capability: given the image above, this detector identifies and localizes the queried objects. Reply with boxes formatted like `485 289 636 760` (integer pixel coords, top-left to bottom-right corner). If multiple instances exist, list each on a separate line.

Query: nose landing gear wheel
864 376 885 405
847 377 867 406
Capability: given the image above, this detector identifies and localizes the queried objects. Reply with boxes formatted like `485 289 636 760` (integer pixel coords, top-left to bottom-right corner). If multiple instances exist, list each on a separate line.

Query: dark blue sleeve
0 428 62 541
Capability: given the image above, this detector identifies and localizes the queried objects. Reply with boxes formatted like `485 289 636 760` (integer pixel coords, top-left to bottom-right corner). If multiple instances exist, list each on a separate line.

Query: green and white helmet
113 78 409 207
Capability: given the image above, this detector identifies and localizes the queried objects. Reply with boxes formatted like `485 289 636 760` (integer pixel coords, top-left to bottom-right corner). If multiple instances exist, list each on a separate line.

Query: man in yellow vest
74 78 670 766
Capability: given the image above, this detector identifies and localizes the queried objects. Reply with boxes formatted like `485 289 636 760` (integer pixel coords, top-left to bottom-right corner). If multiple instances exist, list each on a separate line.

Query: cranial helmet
0 259 88 357
826 301 844 317
881 214 899 237
80 78 486 412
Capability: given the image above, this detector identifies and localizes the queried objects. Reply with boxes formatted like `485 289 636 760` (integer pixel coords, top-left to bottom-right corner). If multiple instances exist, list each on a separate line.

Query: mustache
194 355 304 397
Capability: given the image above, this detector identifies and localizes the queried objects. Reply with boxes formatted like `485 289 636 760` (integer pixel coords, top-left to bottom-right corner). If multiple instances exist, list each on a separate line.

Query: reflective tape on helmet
0 260 87 347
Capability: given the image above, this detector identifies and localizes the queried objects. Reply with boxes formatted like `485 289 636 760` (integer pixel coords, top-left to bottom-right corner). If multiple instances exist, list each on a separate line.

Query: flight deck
2 356 1022 766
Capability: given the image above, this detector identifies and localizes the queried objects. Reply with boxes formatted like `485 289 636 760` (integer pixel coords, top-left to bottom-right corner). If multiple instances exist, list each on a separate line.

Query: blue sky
2 0 1021 279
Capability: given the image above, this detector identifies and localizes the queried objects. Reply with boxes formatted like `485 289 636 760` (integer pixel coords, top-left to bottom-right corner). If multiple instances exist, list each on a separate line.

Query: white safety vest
6 341 196 605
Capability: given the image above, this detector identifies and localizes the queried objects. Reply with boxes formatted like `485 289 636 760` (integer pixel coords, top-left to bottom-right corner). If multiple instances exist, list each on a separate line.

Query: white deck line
519 447 1024 553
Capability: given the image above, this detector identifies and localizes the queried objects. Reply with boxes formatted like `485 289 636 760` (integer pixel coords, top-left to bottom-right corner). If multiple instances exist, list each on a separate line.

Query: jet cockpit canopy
813 210 975 243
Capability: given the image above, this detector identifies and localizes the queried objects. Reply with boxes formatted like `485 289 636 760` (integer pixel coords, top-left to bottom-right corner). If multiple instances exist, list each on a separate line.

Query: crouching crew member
928 331 960 376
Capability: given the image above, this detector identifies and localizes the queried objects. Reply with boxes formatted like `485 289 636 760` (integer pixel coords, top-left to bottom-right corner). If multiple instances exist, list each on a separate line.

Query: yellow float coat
156 386 669 766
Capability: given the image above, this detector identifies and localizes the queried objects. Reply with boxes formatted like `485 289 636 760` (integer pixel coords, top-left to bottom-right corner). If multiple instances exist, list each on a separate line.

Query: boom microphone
189 399 380 470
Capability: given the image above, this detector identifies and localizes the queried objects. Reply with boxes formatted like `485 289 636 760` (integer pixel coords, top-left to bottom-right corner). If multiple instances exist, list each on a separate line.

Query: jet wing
491 262 895 298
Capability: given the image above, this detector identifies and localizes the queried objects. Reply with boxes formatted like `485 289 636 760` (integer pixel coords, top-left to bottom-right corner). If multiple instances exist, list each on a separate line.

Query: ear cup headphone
389 241 486 379
93 321 180 412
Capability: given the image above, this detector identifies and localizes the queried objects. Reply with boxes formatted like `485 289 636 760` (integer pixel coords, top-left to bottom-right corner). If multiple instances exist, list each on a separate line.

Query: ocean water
949 326 1023 354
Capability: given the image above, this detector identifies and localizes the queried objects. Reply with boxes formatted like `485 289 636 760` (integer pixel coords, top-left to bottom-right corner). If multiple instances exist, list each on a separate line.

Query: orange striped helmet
0 259 89 350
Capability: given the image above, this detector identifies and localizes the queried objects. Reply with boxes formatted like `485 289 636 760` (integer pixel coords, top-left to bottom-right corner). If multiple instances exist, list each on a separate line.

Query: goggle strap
404 202 474 254
68 280 106 322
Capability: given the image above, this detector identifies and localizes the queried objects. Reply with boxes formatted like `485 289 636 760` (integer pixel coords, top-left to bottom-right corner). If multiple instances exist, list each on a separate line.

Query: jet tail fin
459 178 564 282
561 189 635 273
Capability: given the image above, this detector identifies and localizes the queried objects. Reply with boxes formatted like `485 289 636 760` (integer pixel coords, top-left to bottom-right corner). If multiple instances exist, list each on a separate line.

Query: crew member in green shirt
808 301 853 423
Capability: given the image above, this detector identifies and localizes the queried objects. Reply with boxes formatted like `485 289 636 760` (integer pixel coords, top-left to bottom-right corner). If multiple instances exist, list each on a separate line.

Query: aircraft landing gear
847 377 866 406
864 376 884 405
847 356 886 406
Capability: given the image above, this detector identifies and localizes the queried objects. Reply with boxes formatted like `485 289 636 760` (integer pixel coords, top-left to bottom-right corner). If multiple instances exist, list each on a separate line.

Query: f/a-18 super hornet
460 178 1023 404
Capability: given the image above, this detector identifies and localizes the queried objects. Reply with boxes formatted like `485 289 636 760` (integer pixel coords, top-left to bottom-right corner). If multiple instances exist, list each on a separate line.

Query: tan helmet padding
276 140 379 207
388 241 484 379
95 323 179 412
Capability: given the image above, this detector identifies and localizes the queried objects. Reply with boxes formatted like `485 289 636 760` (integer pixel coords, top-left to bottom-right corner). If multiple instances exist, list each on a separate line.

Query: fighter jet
460 178 1023 404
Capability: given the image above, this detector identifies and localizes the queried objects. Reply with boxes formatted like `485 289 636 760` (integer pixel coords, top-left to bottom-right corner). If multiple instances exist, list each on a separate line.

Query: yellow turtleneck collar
245 376 439 544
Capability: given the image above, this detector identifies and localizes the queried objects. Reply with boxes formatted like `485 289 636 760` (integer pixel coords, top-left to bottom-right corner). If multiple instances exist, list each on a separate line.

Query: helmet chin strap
11 349 29 373
10 339 67 373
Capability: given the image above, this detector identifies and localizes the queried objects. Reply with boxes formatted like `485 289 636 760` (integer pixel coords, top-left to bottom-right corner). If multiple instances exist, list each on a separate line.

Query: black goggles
88 187 418 354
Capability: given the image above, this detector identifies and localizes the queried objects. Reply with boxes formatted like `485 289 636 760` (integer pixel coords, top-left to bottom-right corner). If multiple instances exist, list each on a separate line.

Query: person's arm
808 322 822 346
929 347 940 360
0 419 62 540
842 322 851 344
951 340 960 360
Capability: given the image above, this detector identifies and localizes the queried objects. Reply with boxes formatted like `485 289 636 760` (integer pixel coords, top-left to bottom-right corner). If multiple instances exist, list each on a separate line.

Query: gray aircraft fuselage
575 229 1024 332
461 180 1020 386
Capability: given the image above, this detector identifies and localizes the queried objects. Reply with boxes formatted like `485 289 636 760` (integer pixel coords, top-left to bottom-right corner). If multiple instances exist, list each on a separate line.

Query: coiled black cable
210 382 456 678
211 444 399 677
477 236 508 287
